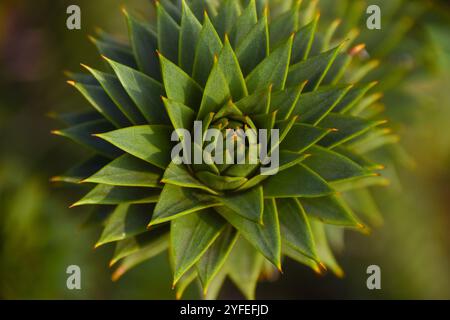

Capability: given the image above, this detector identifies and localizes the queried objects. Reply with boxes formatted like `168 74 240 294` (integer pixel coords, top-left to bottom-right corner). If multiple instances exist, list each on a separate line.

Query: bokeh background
0 0 448 299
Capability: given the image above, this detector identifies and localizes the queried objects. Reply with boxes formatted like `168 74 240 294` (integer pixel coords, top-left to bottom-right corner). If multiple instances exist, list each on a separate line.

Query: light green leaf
269 0 300 47
196 171 247 191
150 184 220 225
179 0 202 74
105 58 169 124
217 199 281 269
196 226 238 294
231 0 257 46
159 53 203 107
192 14 223 86
110 226 169 266
161 162 218 195
236 14 269 76
96 125 172 169
196 56 231 120
276 198 318 261
112 230 169 280
227 237 264 300
214 0 241 37
221 186 264 223
83 154 162 187
95 203 153 247
235 85 272 115
246 34 294 92
171 210 226 284
309 220 344 277
72 185 160 207
217 36 248 100
161 97 195 131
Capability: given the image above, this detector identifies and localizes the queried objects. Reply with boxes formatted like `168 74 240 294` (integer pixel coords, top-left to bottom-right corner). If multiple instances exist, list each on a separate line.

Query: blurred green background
0 0 448 299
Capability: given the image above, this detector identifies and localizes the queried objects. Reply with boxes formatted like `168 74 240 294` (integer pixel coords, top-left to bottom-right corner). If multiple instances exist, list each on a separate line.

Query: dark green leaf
264 164 334 198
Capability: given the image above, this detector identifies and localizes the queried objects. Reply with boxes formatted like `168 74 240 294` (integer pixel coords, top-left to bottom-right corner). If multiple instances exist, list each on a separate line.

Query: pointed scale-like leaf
68 81 130 128
291 13 319 63
276 198 319 262
161 97 195 131
235 85 272 115
196 225 238 294
196 171 248 191
52 120 121 158
161 162 219 195
214 0 241 38
309 220 344 277
300 195 363 228
269 0 300 47
289 85 353 125
246 33 294 93
95 125 173 169
81 65 146 125
157 1 180 63
89 36 137 69
227 237 265 300
286 44 342 91
170 210 226 285
216 199 281 270
302 145 373 183
71 185 160 207
112 230 169 281
318 113 387 148
281 123 331 153
83 154 162 187
236 12 269 76
217 36 248 100
192 13 223 86
220 186 264 223
110 226 169 267
104 57 169 125
123 9 161 80
179 0 202 74
231 0 257 47
95 203 154 248
51 155 109 184
263 164 334 198
149 184 220 226
159 53 203 108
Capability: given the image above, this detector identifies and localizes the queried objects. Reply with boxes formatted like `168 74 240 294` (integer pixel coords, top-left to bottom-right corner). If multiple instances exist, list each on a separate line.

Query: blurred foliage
0 0 448 299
